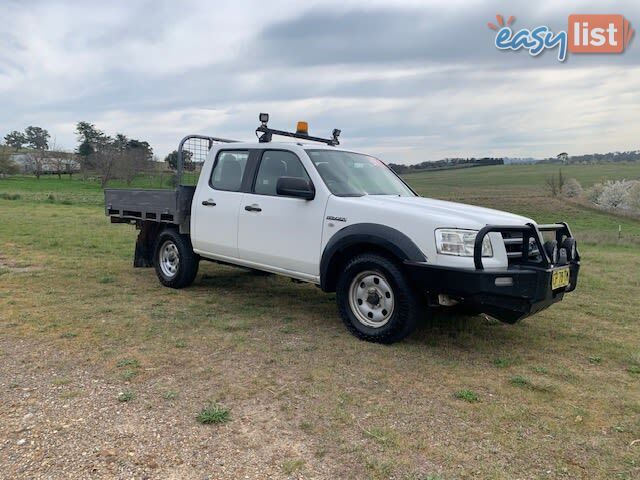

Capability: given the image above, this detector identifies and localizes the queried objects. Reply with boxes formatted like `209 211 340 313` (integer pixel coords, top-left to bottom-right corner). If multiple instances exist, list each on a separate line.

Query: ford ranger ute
105 114 580 343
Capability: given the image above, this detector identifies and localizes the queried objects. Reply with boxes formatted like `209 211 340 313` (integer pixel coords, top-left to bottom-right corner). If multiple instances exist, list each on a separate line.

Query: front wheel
153 229 199 288
336 254 423 343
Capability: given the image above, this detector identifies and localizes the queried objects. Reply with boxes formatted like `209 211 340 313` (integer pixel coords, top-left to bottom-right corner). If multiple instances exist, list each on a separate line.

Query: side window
254 150 310 196
210 150 248 192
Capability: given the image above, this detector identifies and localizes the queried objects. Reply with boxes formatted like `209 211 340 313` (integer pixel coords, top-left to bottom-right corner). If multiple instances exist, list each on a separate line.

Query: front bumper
405 260 580 323
405 222 581 323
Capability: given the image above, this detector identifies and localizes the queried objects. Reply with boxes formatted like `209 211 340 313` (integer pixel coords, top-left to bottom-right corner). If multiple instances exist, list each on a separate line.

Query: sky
0 0 638 164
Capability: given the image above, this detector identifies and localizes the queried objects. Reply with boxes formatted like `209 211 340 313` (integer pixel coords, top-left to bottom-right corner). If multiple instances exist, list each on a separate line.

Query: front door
237 149 326 277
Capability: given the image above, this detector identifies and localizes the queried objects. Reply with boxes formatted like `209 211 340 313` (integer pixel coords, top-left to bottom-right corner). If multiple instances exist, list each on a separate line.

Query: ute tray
104 186 195 226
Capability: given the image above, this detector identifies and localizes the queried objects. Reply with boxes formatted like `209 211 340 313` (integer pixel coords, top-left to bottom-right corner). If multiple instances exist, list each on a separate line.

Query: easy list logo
488 14 634 62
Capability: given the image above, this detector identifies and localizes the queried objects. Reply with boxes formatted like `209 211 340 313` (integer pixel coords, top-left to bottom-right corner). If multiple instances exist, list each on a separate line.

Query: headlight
435 229 493 257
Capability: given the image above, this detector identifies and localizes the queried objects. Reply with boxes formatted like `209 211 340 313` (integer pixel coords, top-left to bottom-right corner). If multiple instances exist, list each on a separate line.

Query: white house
10 153 80 174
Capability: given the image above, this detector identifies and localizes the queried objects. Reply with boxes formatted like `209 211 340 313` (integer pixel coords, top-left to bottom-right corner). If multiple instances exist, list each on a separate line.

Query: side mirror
276 176 315 200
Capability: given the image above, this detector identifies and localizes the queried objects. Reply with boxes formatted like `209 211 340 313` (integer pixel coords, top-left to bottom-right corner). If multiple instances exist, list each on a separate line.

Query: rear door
192 149 250 259
237 149 326 278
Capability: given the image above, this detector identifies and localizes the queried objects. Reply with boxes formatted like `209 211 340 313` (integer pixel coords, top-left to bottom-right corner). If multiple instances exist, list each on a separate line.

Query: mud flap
133 222 159 267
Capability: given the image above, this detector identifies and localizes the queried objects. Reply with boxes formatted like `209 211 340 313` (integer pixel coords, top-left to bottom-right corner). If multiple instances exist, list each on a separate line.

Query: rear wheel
336 254 423 343
153 229 199 288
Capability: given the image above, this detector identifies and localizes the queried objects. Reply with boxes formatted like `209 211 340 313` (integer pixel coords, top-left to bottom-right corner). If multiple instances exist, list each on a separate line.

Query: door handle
244 204 262 212
202 199 216 206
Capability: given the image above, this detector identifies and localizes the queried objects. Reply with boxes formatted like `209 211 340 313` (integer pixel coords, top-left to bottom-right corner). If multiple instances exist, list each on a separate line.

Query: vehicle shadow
409 307 535 354
191 264 523 349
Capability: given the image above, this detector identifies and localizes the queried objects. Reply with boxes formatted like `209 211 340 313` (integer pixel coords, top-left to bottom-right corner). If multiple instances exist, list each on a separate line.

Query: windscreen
305 149 415 197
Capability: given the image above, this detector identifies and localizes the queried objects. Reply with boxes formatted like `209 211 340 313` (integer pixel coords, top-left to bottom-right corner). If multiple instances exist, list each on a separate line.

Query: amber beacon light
296 121 309 135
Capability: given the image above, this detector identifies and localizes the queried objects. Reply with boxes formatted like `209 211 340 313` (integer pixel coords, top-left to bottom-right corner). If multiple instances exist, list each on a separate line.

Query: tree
165 150 179 170
4 131 27 151
75 121 103 178
388 163 409 174
164 149 194 171
74 121 154 186
545 175 559 196
113 133 129 152
75 121 102 144
25 126 50 150
92 135 117 188
545 169 566 197
113 136 153 185
77 141 93 156
24 126 50 179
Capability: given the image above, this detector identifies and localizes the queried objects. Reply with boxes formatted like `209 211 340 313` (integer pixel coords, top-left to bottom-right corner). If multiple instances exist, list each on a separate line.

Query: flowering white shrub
594 180 637 209
586 182 604 203
627 182 640 211
561 178 582 198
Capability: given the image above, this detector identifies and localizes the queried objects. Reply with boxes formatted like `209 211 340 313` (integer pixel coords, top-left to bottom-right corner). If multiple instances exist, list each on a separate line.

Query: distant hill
503 157 541 165
389 149 640 173
388 157 503 174
540 150 640 164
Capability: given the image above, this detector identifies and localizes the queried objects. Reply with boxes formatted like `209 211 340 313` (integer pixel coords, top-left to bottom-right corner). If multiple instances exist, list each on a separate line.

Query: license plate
551 267 570 290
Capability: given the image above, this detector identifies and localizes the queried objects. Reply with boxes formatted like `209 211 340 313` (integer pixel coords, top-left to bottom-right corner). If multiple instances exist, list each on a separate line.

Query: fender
320 223 427 291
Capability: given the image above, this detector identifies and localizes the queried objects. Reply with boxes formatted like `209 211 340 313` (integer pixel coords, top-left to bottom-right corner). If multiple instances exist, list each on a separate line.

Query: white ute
105 114 581 343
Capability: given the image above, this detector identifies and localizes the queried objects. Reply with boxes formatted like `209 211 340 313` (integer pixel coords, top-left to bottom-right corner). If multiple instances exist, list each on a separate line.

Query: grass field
1 164 639 479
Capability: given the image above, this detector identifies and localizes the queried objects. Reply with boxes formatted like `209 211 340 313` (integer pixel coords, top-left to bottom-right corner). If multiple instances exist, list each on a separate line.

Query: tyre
153 229 199 288
336 253 423 343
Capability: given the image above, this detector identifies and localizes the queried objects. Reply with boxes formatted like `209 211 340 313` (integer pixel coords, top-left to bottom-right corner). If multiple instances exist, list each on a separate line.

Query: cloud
255 2 639 68
0 0 638 163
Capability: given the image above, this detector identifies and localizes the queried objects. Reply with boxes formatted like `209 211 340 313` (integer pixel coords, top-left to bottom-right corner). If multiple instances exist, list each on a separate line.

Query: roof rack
255 113 340 146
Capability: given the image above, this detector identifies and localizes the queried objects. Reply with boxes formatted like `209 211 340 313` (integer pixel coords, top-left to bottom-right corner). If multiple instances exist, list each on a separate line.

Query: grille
501 232 541 265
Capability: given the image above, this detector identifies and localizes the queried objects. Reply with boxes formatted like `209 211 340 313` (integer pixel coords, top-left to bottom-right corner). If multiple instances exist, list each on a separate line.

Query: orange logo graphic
568 14 634 53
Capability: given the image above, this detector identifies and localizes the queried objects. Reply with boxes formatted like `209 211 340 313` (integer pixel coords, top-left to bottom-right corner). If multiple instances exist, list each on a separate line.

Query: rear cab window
210 150 249 191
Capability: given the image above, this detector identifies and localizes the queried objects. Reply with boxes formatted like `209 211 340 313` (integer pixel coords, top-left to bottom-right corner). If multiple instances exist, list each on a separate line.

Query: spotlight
562 237 577 261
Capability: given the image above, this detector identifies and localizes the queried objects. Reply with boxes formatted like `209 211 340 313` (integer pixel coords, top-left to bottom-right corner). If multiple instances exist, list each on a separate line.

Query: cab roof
212 141 343 151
